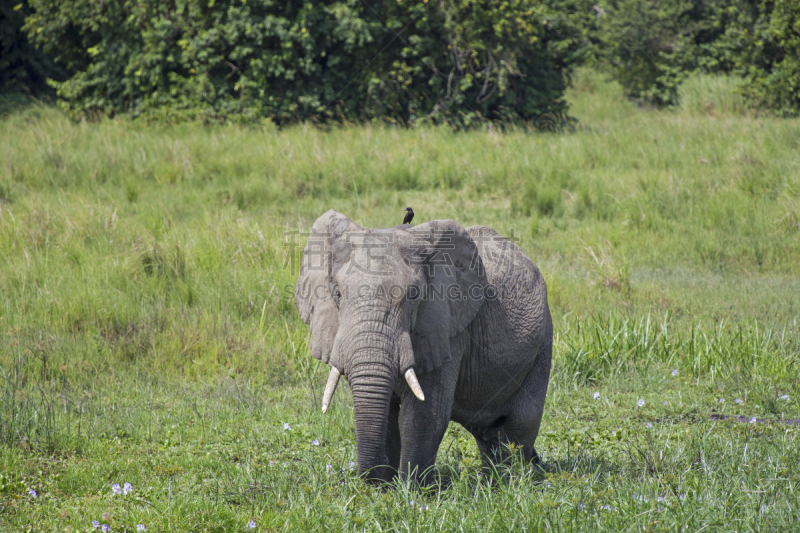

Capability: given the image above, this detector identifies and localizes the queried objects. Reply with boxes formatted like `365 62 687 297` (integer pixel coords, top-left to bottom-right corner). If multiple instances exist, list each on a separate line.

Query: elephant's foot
361 464 395 486
467 426 506 471
467 421 543 476
526 446 540 466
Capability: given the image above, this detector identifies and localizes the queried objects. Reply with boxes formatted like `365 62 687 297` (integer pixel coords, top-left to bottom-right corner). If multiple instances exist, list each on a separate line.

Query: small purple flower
679 493 686 500
348 460 355 471
600 505 615 511
634 494 647 502
718 398 725 403
283 423 291 431
735 399 743 405
123 482 132 495
663 401 668 406
657 496 664 502
102 525 111 533
326 464 333 474
112 483 122 495
93 520 100 530
671 369 679 377
137 526 146 532
28 488 37 498
592 391 600 400
638 399 645 407
247 519 256 529
749 417 757 424
779 395 790 401
645 422 653 428
311 439 319 446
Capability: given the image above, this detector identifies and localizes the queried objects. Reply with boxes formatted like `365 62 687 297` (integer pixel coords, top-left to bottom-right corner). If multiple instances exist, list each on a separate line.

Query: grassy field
1 69 799 531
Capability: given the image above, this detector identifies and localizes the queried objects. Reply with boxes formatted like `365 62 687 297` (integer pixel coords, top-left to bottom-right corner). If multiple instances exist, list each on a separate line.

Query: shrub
597 0 759 106
22 0 597 127
739 1 800 117
597 0 800 116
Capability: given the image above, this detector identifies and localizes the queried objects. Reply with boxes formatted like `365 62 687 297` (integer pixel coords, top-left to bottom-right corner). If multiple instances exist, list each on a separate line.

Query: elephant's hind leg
466 418 508 468
502 342 551 466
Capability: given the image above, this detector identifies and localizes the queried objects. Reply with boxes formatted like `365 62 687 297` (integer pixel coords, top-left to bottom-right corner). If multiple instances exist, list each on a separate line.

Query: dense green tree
9 0 798 120
21 0 596 127
597 0 760 106
597 0 800 115
740 1 800 116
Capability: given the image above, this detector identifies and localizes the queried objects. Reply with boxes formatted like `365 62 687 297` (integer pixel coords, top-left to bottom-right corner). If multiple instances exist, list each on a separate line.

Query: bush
740 1 800 117
597 0 800 116
22 0 597 127
597 0 759 106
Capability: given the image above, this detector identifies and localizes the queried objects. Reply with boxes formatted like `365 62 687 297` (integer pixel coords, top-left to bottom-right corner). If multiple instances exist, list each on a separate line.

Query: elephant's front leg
397 358 460 483
384 396 402 475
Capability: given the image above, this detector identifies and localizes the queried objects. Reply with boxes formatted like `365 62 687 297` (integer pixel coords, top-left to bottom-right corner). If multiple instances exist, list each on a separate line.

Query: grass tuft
678 73 749 117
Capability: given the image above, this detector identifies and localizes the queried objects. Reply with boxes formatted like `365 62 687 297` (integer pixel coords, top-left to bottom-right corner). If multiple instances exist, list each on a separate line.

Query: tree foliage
0 1 66 95
597 0 760 106
740 1 800 116
20 0 596 127
597 0 800 115
6 0 799 121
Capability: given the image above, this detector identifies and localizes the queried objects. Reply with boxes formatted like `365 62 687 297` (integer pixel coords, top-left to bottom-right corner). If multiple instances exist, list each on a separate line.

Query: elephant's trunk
335 300 410 482
348 358 395 482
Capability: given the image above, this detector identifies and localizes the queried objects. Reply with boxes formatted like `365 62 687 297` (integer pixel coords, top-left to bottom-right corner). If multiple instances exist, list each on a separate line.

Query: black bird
402 207 414 225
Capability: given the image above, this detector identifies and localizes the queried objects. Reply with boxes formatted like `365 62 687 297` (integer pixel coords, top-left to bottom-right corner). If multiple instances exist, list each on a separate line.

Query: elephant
295 210 552 483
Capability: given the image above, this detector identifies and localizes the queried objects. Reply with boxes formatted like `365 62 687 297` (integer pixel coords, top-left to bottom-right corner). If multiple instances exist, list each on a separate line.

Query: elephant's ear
406 220 488 374
295 210 360 370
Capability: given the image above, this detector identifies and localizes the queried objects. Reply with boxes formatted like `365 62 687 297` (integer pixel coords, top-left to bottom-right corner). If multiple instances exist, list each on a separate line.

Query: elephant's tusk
321 367 341 414
404 368 425 402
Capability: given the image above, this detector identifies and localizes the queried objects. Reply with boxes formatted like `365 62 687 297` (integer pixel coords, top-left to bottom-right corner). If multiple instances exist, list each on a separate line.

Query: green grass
1 68 799 531
677 73 748 118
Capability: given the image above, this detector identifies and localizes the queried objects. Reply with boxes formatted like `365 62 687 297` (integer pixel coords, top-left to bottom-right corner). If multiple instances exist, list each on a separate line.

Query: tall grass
678 73 748 117
557 315 799 385
3 313 797 454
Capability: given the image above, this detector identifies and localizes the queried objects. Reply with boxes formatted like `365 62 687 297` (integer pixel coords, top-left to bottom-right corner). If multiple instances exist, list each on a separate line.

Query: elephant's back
465 225 547 306
453 226 551 419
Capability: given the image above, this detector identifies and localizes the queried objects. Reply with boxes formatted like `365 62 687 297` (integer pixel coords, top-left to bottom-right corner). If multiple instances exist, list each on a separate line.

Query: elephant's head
295 210 487 481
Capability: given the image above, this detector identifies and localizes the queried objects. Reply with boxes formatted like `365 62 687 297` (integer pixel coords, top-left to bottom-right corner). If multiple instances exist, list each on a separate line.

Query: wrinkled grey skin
295 210 552 483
